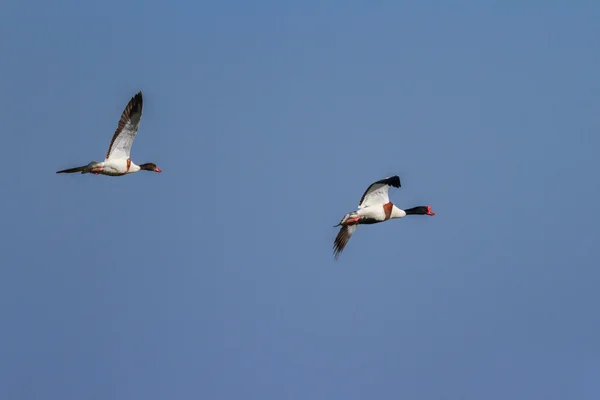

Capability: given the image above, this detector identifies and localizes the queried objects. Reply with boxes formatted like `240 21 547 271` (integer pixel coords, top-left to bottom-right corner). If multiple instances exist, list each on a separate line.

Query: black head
139 163 162 173
405 205 435 216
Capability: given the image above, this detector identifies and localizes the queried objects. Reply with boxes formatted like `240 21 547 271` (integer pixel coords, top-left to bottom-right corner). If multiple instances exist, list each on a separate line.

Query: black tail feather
56 161 102 174
56 165 87 174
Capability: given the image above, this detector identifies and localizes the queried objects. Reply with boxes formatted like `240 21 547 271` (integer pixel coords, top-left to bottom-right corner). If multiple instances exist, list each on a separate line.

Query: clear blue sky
1 1 600 399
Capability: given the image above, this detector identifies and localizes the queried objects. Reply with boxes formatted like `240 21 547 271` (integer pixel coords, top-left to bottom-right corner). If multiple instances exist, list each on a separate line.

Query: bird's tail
333 211 358 227
56 165 87 174
56 162 101 174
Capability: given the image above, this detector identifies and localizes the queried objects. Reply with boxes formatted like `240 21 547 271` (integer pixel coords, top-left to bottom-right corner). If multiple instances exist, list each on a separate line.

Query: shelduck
333 175 435 259
56 91 162 176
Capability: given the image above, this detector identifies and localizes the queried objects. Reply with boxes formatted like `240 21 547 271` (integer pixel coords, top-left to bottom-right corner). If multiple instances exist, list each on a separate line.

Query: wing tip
388 175 401 188
131 91 143 110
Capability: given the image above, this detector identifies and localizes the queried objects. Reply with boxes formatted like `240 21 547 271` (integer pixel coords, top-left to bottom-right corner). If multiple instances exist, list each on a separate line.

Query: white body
356 203 406 222
100 159 141 176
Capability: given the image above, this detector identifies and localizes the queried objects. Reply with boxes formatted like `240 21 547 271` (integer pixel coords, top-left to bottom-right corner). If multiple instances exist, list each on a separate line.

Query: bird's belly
102 158 140 176
101 170 126 176
102 159 129 176
360 218 381 225
358 206 385 221
358 206 385 222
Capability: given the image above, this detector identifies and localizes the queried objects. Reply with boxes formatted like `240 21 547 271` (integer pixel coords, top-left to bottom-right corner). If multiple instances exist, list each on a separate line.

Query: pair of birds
57 92 435 259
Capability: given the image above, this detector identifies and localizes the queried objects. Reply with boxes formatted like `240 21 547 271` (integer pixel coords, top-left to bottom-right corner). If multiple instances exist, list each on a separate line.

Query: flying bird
333 175 435 259
56 91 162 176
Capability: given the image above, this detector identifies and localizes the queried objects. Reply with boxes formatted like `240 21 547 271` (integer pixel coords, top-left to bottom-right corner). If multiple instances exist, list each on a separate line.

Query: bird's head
140 163 162 173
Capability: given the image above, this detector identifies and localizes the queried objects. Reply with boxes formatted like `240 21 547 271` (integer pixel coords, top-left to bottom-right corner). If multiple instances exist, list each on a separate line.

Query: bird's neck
390 205 407 219
405 206 428 215
129 162 141 173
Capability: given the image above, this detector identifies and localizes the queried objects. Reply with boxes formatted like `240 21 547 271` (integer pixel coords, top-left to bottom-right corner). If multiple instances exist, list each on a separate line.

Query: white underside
357 206 386 220
357 204 406 222
100 158 140 176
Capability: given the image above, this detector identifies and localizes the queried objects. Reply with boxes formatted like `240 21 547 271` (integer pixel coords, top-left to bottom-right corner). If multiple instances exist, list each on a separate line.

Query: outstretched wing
357 175 401 209
333 225 358 260
105 91 143 160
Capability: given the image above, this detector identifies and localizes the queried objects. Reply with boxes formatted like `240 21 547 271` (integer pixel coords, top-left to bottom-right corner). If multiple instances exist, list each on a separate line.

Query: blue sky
1 1 600 399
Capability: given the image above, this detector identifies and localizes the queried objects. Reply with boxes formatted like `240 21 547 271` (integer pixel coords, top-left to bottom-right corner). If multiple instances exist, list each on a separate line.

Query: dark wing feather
333 225 358 260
